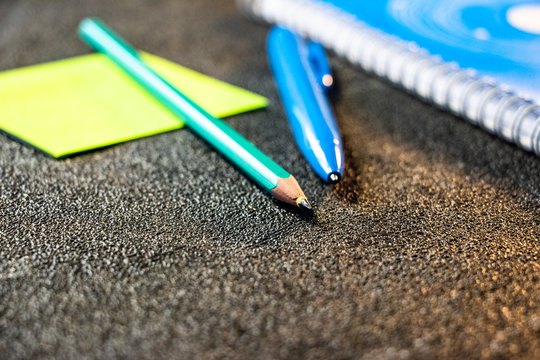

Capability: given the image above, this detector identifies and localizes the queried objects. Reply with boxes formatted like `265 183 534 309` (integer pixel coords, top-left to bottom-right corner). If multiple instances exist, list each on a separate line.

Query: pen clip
307 41 333 92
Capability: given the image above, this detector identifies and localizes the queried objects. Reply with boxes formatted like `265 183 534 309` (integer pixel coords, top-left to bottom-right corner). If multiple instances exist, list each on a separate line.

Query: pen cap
307 42 333 91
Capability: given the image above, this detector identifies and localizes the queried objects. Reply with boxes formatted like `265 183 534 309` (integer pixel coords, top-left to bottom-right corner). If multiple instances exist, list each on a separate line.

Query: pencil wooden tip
271 175 310 208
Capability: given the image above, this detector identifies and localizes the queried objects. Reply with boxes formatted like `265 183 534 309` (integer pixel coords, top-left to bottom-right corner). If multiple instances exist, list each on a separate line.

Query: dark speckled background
0 0 539 359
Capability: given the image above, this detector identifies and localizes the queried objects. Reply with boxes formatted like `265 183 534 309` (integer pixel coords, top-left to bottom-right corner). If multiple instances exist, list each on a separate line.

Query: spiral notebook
238 0 540 155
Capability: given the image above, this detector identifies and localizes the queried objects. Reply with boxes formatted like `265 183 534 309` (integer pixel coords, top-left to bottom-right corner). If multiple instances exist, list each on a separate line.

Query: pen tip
328 172 341 184
296 197 312 211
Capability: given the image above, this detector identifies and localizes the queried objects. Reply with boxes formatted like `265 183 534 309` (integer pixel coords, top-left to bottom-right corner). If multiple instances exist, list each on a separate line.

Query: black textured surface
1 1 539 359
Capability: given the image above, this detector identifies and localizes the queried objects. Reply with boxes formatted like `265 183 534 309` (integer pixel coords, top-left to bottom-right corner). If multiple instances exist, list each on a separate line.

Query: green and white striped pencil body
78 18 310 209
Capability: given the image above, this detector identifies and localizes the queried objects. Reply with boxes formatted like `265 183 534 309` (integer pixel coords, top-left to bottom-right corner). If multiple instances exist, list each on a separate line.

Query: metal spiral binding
238 0 540 155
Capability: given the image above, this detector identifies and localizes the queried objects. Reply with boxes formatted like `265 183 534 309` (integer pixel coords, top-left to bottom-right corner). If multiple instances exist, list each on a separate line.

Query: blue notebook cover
320 0 540 103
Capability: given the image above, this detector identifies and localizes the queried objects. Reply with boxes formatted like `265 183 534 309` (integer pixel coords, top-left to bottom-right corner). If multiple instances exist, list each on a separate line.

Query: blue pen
267 27 344 183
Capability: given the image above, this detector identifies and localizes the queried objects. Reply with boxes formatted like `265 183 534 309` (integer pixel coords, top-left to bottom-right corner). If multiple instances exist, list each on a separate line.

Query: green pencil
78 18 311 210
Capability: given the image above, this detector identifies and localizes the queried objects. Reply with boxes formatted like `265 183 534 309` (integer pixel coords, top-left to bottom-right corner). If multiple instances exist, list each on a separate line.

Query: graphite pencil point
297 197 312 211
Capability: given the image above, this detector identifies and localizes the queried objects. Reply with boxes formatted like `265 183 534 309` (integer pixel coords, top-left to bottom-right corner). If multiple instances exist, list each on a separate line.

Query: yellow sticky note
0 52 268 158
